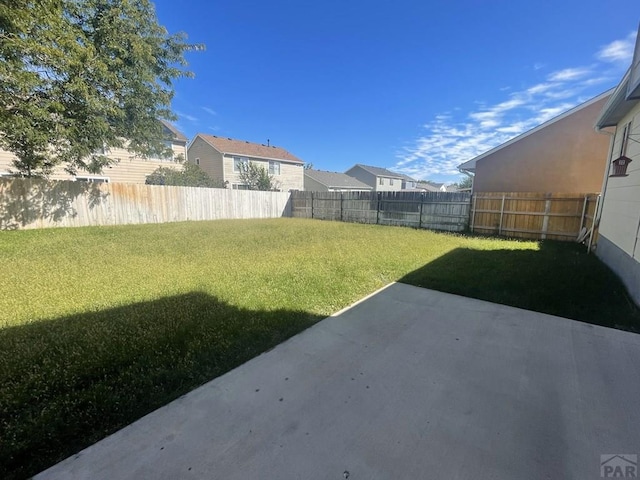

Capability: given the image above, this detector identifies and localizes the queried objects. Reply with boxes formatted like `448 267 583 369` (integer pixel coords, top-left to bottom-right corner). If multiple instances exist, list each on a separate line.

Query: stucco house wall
468 94 611 193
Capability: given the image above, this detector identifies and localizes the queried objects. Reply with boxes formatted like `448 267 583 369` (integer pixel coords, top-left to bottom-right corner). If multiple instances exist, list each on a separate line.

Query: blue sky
154 0 638 184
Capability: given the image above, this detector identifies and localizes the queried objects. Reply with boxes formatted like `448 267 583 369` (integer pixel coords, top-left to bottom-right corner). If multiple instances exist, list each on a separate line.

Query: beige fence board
470 192 599 241
0 178 292 230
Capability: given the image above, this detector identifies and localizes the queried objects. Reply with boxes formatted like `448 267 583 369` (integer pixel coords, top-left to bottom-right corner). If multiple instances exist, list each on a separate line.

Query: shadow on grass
399 241 640 332
0 293 323 480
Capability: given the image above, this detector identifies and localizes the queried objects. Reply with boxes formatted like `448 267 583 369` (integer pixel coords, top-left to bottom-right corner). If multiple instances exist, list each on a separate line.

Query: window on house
610 121 633 177
379 177 384 185
269 161 280 175
233 156 249 172
75 176 109 183
232 183 250 190
195 157 200 165
390 178 394 186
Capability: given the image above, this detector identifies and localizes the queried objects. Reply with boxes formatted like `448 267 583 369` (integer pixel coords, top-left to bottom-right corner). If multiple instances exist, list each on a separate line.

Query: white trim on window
75 176 110 183
233 156 249 172
268 160 280 175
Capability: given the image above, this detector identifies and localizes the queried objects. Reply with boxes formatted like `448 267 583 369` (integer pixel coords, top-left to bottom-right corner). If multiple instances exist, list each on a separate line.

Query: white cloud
532 103 575 124
176 111 198 123
580 76 615 87
395 33 631 181
202 107 217 116
526 83 554 95
547 67 592 82
597 32 636 64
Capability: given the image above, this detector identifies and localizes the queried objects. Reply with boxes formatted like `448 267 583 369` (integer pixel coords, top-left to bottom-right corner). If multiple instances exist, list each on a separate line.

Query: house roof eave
596 69 635 129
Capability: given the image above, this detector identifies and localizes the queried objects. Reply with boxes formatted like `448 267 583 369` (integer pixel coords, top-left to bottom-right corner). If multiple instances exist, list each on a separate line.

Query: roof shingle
159 120 188 142
198 134 303 163
348 164 411 180
305 169 373 189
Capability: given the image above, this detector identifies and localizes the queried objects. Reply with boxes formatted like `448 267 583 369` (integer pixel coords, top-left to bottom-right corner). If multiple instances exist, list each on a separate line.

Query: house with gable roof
187 134 304 191
458 90 613 193
344 164 407 192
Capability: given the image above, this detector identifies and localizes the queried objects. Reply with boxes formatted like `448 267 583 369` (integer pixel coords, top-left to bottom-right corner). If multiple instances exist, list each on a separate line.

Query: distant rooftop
160 120 188 142
197 134 303 163
305 169 373 189
348 164 414 180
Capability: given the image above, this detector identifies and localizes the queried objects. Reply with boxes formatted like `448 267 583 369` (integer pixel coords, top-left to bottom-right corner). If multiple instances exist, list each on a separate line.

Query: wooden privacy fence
470 192 599 242
291 191 472 232
0 178 292 230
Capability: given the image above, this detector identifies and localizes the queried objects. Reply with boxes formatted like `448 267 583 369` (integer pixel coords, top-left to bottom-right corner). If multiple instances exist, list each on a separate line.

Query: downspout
457 167 475 193
592 124 617 252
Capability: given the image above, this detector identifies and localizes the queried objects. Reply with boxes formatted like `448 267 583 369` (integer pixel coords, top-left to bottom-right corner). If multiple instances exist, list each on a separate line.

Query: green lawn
1 218 638 479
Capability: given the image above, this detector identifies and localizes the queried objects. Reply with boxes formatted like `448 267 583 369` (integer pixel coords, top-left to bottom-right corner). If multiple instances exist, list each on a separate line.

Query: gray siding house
304 169 373 192
345 164 406 192
594 31 640 306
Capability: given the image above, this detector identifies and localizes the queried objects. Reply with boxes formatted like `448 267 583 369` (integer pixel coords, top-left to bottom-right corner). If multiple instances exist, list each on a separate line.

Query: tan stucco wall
223 154 304 192
187 137 224 182
473 96 611 193
598 103 640 260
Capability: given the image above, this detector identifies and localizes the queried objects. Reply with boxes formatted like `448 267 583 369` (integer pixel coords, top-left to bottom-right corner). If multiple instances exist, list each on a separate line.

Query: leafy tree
457 175 473 189
303 162 313 170
145 162 223 188
238 162 279 191
0 0 202 177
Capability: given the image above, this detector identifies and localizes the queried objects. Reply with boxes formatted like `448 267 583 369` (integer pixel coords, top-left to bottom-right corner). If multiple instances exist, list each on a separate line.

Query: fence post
579 195 588 230
541 198 551 240
418 193 424 229
470 194 476 233
376 192 380 225
587 195 601 253
310 192 314 219
498 194 506 236
340 192 344 222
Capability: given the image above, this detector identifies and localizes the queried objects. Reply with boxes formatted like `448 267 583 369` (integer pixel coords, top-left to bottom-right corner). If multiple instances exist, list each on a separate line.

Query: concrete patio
37 283 640 479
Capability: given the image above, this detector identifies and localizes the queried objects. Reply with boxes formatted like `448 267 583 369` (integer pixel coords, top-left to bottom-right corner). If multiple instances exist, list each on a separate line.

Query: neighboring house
593 32 640 306
397 173 418 190
304 169 373 192
417 180 449 192
187 134 304 191
458 90 613 193
344 164 404 192
0 120 187 184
